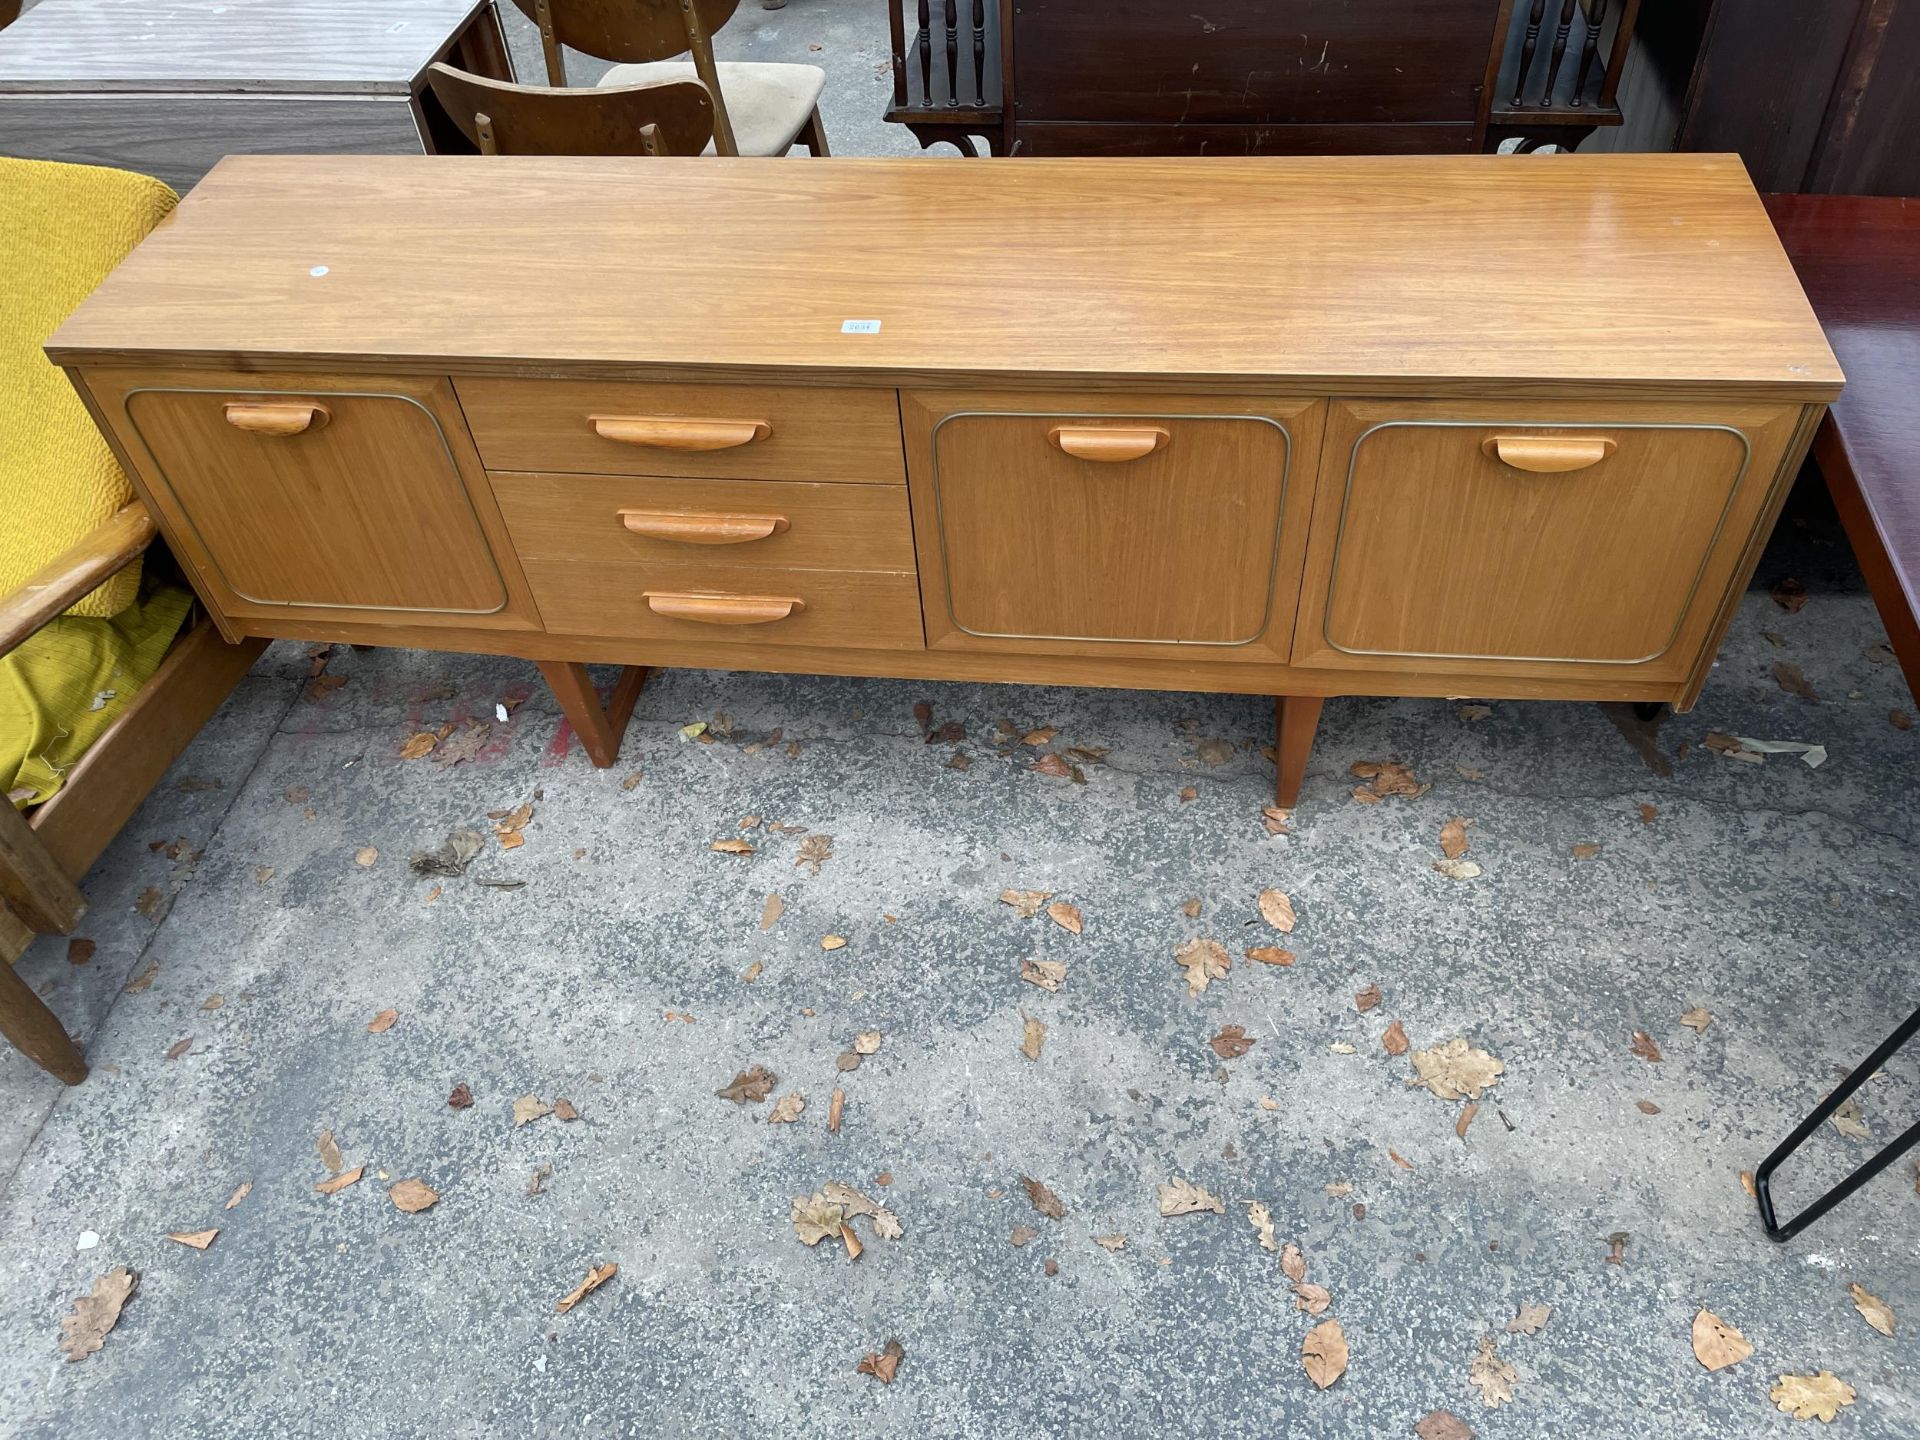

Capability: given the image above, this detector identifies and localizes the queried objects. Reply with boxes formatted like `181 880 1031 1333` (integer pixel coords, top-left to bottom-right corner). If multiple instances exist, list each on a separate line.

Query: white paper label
840 319 881 334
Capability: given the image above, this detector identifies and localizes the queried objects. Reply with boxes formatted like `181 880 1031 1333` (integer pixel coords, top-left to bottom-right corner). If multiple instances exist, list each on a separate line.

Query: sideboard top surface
49 153 1842 399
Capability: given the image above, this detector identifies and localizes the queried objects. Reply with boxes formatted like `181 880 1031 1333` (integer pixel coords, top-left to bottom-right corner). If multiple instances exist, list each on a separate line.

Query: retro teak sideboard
47 155 1842 804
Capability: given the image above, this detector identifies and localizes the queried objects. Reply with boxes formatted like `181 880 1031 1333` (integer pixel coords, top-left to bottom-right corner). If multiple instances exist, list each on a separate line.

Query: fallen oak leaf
715 1067 776 1105
1247 1202 1278 1252
856 1337 906 1385
1407 1038 1505 1101
1280 1241 1307 1282
767 1093 806 1124
1440 816 1471 860
1175 937 1231 996
1156 1176 1224 1216
1302 1318 1348 1390
555 1262 617 1314
1000 888 1051 918
1506 1303 1551 1336
59 1265 136 1362
1770 1372 1856 1422
1469 1335 1517 1408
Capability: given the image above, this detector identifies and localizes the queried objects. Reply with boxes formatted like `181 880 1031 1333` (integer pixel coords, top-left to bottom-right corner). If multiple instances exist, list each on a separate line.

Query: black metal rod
1754 1004 1920 1242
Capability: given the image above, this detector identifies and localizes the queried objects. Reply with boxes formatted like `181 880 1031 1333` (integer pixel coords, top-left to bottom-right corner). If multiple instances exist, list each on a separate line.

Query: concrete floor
5 4 1919 1437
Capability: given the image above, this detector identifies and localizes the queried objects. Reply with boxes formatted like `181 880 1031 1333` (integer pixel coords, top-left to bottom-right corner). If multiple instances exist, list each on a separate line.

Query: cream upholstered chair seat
598 60 824 155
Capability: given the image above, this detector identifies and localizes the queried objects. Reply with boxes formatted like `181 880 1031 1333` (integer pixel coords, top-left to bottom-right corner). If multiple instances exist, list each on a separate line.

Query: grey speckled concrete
2 471 1917 1437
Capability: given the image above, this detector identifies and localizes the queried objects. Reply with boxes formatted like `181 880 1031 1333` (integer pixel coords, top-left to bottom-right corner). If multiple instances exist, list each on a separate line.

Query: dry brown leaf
224 1182 251 1210
315 1166 364 1195
1045 900 1083 935
353 846 378 868
1180 896 1203 917
1414 1411 1476 1440
854 1031 882 1055
820 934 847 951
1772 661 1819 701
389 1178 438 1213
1639 802 1660 824
1324 1182 1353 1198
399 731 437 760
1247 1202 1277 1252
791 1192 848 1246
1156 1177 1224 1216
316 1128 345 1174
828 1088 845 1134
1257 888 1296 932
1175 938 1231 997
1020 958 1067 992
448 1083 474 1109
1030 753 1082 781
1022 1175 1066 1220
1355 984 1383 1012
555 1262 617 1314
1456 1102 1479 1140
856 1337 906 1385
166 1228 218 1250
1280 1241 1307 1283
1631 1031 1664 1063
759 892 783 930
527 1163 551 1197
164 1036 193 1061
1388 1148 1415 1170
1469 1335 1517 1408
1262 805 1291 835
1021 1014 1046 1061
795 833 833 875
1302 1318 1348 1390
1293 1282 1331 1315
1178 785 1199 803
1433 856 1482 880
1680 1007 1712 1033
1770 1372 1856 1422
1382 1019 1410 1056
1440 817 1471 860
1770 577 1810 613
1831 1096 1871 1141
1210 1024 1256 1059
1350 759 1430 801
1195 737 1235 765
1093 1234 1127 1252
59 1266 136 1362
1849 1282 1895 1337
1571 842 1602 860
67 938 95 966
710 839 756 855
1636 1100 1662 1115
1894 708 1915 731
513 1094 555 1125
1000 888 1052 917
741 960 763 984
835 1049 863 1072
768 1093 806 1125
715 1067 776 1105
1408 1038 1505 1100
1691 1308 1753 1371
1740 1170 1757 1198
1245 947 1295 966
1506 1303 1551 1336
1010 1224 1039 1248
201 994 224 1012
367 1008 398 1034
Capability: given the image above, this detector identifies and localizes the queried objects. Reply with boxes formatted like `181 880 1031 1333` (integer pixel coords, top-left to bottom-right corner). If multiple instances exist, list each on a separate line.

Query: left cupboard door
79 371 537 629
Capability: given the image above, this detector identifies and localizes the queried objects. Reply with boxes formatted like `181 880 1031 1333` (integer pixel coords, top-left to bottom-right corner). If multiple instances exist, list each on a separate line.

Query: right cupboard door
1291 400 1809 686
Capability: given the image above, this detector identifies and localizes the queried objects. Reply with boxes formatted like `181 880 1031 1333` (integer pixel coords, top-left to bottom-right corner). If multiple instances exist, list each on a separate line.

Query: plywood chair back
508 0 745 155
425 63 714 156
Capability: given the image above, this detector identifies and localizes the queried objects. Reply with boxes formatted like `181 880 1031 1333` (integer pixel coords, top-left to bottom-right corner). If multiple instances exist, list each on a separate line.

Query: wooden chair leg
1274 695 1325 809
800 106 830 155
537 661 649 768
0 952 87 1085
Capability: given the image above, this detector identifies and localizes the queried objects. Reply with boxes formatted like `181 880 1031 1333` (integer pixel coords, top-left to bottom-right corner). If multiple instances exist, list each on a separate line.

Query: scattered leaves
1210 1024 1255 1059
1456 1103 1479 1140
1770 1372 1856 1422
1440 817 1471 860
366 1008 398 1034
1506 1303 1551 1336
1639 803 1659 824
1281 1242 1307 1283
1831 1096 1870 1141
1156 1177 1224 1216
315 1166 364 1195
1680 1007 1712 1033
224 1182 251 1210
1020 958 1067 992
1021 1176 1066 1220
1094 1234 1127 1252
1257 889 1296 932
1021 1014 1046 1061
1000 889 1050 918
66 937 94 966
1433 857 1482 880
1772 661 1819 701
768 1093 806 1125
388 1178 438 1213
166 1229 218 1250
795 834 833 875
409 828 483 877
1769 577 1810 613
555 1262 617 1314
1247 1202 1277 1251
1174 938 1231 997
58 1266 136 1362
399 731 437 760
554 1098 580 1122
164 1036 193 1061
353 846 378 868
1010 1224 1039 1248
1415 1413 1475 1440
1355 984 1382 1012
828 1088 845 1134
1245 946 1295 966
1469 1335 1517 1408
856 1338 906 1385
710 839 756 856
513 1094 555 1125
1631 1031 1664 1063
716 1068 776 1105
759 892 783 929
316 1128 345 1174
1570 843 1602 860
1408 1038 1505 1101
1351 759 1430 802
1294 1283 1331 1315
1382 1020 1410 1056
1045 900 1083 934
1849 1282 1895 1337
791 1192 848 1247
448 1083 473 1109
1302 1319 1348 1390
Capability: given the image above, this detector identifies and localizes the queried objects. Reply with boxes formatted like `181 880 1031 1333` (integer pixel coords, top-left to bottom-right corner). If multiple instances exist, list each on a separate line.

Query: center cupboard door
902 392 1324 667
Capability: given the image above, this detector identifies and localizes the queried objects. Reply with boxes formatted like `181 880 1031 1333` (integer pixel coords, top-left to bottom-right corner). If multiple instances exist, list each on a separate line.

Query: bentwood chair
509 0 829 157
425 63 714 156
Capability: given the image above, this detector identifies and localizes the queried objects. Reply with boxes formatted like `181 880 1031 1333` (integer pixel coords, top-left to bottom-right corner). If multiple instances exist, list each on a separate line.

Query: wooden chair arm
0 501 156 658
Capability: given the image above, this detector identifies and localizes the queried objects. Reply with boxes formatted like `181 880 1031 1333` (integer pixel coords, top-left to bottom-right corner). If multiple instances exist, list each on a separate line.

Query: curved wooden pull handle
590 416 771 451
1049 425 1170 463
644 591 804 625
1482 435 1617 473
224 401 329 436
619 510 790 545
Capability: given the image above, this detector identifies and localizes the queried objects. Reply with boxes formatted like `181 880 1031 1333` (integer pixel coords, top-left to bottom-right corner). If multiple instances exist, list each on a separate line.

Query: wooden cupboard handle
643 592 803 625
1048 425 1170 463
590 416 771 451
1481 435 1617 473
618 510 790 545
224 401 329 436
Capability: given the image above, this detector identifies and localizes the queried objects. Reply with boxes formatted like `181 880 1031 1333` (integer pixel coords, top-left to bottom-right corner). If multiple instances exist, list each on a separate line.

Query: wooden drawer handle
1481 435 1617 473
619 510 790 545
643 591 804 625
1049 425 1170 463
590 416 771 451
224 400 329 436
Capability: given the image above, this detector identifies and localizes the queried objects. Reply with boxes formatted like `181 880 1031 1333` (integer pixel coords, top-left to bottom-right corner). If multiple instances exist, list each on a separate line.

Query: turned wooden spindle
1572 0 1610 107
972 0 986 106
1543 0 1580 105
916 0 930 103
944 0 959 107
1513 0 1548 105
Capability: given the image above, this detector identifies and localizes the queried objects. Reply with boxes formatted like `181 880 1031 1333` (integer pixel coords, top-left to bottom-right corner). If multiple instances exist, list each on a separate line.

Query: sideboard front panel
1291 399 1808 682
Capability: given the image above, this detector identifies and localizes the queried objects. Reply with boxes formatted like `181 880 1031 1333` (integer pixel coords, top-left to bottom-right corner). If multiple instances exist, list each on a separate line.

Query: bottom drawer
520 556 926 650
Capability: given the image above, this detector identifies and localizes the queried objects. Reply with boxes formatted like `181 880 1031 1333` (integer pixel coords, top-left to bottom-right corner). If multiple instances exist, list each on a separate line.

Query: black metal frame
1755 1004 1920 1242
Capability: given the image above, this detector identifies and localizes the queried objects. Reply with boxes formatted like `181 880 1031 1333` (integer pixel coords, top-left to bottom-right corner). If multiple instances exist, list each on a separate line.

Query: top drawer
455 378 905 484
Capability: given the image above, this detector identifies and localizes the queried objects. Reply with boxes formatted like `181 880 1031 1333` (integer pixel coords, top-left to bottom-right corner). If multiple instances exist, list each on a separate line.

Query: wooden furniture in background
47 154 1838 823
424 62 714 156
1767 193 1920 706
886 0 1641 156
1604 0 1920 195
0 0 512 191
510 0 827 157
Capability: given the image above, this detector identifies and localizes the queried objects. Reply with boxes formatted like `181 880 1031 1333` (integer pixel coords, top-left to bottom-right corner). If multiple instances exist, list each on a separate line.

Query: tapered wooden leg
0 953 87 1085
1273 695 1325 809
799 106 830 155
537 662 649 768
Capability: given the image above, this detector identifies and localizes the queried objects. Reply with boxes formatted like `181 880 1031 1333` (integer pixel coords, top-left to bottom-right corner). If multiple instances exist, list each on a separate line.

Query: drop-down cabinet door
82 369 537 631
904 392 1323 665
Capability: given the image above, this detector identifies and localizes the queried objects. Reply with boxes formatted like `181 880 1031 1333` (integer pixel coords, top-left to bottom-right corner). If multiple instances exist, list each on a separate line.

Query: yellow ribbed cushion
0 158 177 618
